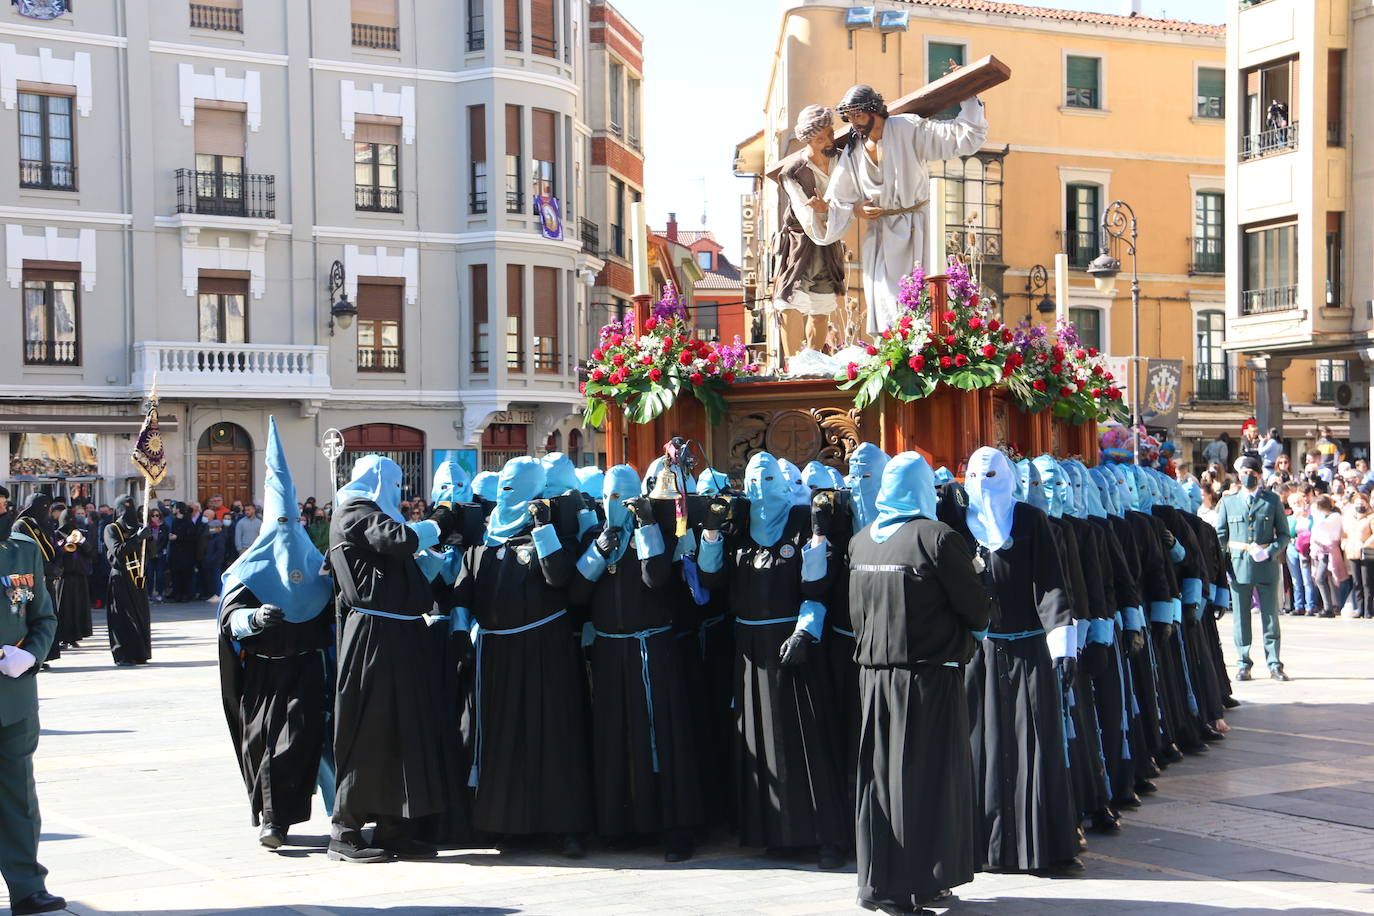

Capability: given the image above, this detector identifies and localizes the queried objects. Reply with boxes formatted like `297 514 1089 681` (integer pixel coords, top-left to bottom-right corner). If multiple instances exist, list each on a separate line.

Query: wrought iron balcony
23 339 79 366
1190 237 1224 275
20 160 75 191
190 3 242 31
531 32 558 57
132 341 330 398
1240 284 1299 315
579 217 599 255
352 22 399 50
355 184 401 213
1240 121 1299 161
175 169 276 219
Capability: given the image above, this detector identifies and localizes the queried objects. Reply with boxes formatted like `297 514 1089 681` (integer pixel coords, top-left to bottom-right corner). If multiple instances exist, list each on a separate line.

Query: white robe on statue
814 99 988 334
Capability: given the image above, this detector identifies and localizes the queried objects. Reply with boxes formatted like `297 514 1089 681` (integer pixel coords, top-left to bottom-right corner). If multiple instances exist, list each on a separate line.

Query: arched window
338 424 425 500
546 429 562 454
567 428 582 466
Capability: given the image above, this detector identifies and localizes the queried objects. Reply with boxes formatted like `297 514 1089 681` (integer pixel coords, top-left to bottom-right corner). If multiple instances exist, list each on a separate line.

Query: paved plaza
7 603 1374 916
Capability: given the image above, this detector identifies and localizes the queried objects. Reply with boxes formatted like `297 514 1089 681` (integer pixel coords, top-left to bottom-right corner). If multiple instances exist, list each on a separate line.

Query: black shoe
857 895 930 915
1031 856 1085 877
1222 696 1241 709
375 836 437 860
1180 741 1209 755
560 834 586 859
1163 744 1185 763
1115 793 1142 809
1201 726 1224 741
1235 667 1253 682
818 843 846 870
1141 759 1161 778
259 824 286 849
1089 809 1121 833
664 844 693 863
11 891 67 915
1135 779 1158 795
327 831 393 863
1270 666 1290 682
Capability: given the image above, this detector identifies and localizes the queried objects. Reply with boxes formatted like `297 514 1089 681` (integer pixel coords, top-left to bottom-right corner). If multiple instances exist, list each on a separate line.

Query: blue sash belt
737 615 799 626
595 625 673 772
981 628 1046 641
351 606 424 621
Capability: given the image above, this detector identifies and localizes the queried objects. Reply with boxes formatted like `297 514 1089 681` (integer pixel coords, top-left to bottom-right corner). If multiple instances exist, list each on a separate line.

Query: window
19 92 75 191
1064 183 1100 269
1326 211 1344 307
694 302 719 341
506 264 525 370
194 106 245 215
931 150 1004 264
609 62 624 136
1196 67 1224 119
1317 360 1347 402
1328 50 1344 146
611 178 625 257
1195 310 1228 400
1193 191 1224 274
466 0 484 51
471 265 489 371
696 250 713 271
927 41 966 119
352 0 399 49
531 0 557 57
1241 222 1298 314
357 280 403 371
22 265 79 366
533 266 559 372
505 105 524 213
1068 307 1101 352
468 105 487 214
505 0 522 51
197 275 248 344
1242 57 1297 160
532 109 557 205
1065 55 1101 109
354 121 400 212
627 78 641 148
189 0 242 32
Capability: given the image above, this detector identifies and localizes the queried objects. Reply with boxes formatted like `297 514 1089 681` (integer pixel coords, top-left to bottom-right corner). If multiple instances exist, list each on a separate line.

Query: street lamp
326 259 357 336
1086 200 1140 465
1026 263 1056 315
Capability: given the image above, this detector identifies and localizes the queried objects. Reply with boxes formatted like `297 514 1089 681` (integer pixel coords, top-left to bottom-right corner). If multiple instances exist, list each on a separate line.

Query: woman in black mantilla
55 508 96 649
103 497 154 666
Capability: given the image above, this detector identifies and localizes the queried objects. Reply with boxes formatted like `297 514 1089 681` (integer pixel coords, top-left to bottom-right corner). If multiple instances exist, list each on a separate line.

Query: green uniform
0 534 56 903
1213 488 1288 671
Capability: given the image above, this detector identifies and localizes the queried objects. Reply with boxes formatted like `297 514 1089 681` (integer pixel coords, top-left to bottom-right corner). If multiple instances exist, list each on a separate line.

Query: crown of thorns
837 85 887 121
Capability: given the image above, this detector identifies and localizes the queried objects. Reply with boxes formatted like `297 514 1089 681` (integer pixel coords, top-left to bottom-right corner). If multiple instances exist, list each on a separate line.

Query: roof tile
892 0 1224 36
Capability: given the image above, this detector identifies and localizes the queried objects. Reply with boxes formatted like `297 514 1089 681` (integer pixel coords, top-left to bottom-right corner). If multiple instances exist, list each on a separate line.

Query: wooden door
197 451 252 506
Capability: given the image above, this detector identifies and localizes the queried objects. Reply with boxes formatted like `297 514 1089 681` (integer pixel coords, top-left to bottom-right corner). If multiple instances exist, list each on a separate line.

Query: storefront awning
0 413 179 434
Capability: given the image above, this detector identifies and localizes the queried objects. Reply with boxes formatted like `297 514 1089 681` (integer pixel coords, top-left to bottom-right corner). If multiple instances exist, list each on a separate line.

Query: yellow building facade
738 0 1345 463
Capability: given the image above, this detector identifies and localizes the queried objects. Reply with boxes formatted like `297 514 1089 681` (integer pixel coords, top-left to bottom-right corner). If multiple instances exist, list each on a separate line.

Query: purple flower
946 256 978 306
651 284 687 323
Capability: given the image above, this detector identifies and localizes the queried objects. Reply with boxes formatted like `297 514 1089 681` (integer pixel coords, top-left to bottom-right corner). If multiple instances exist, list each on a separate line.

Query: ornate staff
130 375 167 585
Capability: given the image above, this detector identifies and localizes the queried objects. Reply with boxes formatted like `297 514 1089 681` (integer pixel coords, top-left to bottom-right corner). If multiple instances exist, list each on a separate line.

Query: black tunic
217 586 334 829
328 500 455 825
56 523 96 644
1123 510 1172 758
848 518 993 904
1086 515 1140 804
698 506 848 850
104 522 153 665
567 526 704 839
452 523 594 836
1060 515 1111 821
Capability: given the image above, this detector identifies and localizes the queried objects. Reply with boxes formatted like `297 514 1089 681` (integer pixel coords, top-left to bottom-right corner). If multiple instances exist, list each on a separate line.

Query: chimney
1124 0 1141 15
666 212 678 242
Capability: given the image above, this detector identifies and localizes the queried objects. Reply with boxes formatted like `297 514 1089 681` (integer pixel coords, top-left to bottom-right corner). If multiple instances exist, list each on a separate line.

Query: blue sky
611 0 1226 262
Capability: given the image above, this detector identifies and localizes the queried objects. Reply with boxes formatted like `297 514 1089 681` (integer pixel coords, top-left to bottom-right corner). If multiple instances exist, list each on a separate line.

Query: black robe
1123 510 1173 760
104 522 153 665
698 506 848 850
1148 506 1204 751
822 517 860 811
848 518 993 905
57 523 96 645
452 522 594 836
1086 515 1141 804
950 501 1081 871
328 500 457 826
567 524 704 839
217 586 334 829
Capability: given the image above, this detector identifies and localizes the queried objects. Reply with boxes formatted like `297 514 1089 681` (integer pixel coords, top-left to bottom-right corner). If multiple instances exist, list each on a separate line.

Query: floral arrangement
582 286 759 427
835 257 1015 409
1004 318 1126 424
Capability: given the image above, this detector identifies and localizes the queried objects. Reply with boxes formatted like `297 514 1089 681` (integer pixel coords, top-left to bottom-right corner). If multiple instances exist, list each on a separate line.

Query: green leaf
891 369 935 402
854 364 889 410
692 383 728 426
583 398 606 428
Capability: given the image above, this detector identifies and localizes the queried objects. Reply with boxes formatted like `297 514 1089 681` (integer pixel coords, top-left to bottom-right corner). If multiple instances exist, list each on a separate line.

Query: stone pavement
6 602 1374 916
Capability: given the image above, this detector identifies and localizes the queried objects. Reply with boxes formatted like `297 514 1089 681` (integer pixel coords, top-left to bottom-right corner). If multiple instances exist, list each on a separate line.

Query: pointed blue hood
223 417 333 622
472 471 499 502
485 457 545 545
872 451 937 543
846 442 889 531
337 454 405 522
541 452 580 498
1032 454 1068 519
1018 459 1048 512
697 468 731 495
778 459 809 507
575 466 604 498
432 454 473 504
966 447 1016 551
745 452 793 547
601 464 640 563
1067 461 1107 519
803 460 845 491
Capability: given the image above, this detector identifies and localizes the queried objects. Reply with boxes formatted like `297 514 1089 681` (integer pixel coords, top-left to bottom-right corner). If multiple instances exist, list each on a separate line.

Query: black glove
1123 629 1146 656
1080 642 1109 679
251 604 285 630
703 497 730 533
1162 528 1177 551
778 631 812 667
1054 655 1077 695
528 500 552 527
810 492 835 538
428 504 459 541
594 527 622 559
624 496 655 527
137 525 155 540
1212 602 1226 620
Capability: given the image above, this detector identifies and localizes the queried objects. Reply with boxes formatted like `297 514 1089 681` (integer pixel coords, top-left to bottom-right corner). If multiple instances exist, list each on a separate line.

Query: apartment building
0 0 643 505
1224 0 1369 457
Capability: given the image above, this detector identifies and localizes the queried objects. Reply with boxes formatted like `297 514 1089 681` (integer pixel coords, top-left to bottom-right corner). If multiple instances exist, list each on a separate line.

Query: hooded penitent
802 461 845 491
575 466 605 499
472 471 499 502
1056 460 1085 518
485 457 546 545
1108 463 1139 513
1089 466 1122 518
1067 462 1108 520
541 452 581 499
336 455 405 522
870 452 937 544
745 452 794 548
697 468 731 495
779 459 810 507
1127 465 1156 512
965 447 1016 551
846 442 890 531
432 454 473 505
1017 459 1048 512
1031 455 1069 519
222 416 333 622
599 464 640 564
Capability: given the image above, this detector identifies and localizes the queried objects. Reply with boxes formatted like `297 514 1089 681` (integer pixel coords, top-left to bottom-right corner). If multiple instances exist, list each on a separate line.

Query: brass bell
812 489 834 509
649 468 682 501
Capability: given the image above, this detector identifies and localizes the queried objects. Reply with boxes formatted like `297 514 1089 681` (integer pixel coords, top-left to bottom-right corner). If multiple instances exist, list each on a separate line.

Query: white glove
1248 544 1271 563
0 645 37 678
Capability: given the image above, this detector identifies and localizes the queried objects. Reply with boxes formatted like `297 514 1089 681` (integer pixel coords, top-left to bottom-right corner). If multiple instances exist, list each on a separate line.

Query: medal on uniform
516 546 533 566
779 544 796 560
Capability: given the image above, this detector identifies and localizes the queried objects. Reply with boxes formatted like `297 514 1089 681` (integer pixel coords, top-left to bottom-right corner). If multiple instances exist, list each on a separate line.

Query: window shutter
357 281 403 321
351 0 396 27
507 264 524 325
531 0 555 54
1067 56 1099 93
354 119 400 145
533 266 558 337
471 264 488 327
505 0 521 48
469 105 486 163
1198 68 1224 101
532 109 556 162
194 107 245 156
505 105 522 157
927 42 964 81
196 273 250 295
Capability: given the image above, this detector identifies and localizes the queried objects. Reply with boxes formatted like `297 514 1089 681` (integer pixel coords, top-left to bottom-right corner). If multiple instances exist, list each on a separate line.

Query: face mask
1242 472 1260 490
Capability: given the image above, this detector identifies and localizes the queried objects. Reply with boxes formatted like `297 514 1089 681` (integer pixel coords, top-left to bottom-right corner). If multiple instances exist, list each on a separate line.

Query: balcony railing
1240 121 1299 161
506 188 524 214
352 22 399 50
358 346 403 371
175 169 276 219
579 217 599 255
531 33 558 57
1240 284 1299 315
467 21 484 51
1058 230 1100 269
20 160 75 191
1187 363 1253 403
355 184 401 213
190 3 242 31
132 341 330 397
23 339 79 366
1190 237 1224 275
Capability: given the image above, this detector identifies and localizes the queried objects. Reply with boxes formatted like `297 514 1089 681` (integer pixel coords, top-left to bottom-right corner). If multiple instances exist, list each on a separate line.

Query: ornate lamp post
326 259 357 336
1087 200 1140 465
1026 263 1056 315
